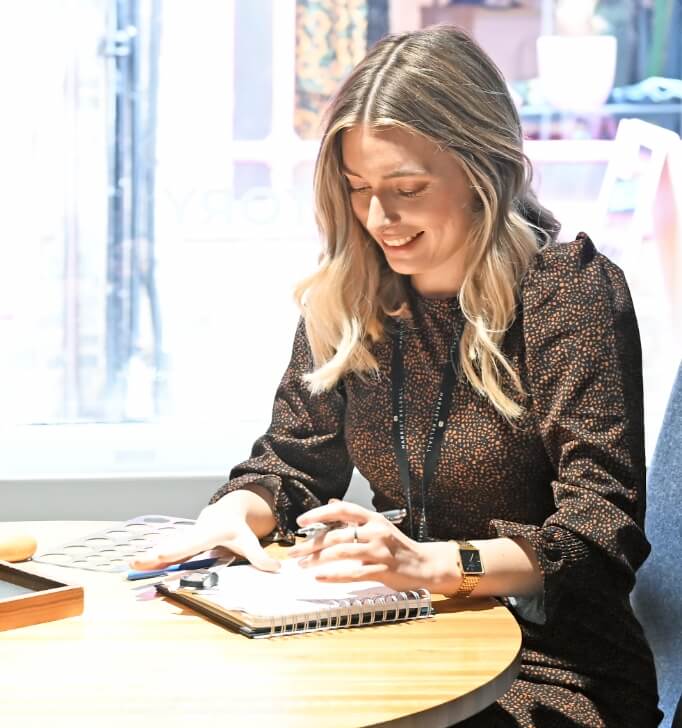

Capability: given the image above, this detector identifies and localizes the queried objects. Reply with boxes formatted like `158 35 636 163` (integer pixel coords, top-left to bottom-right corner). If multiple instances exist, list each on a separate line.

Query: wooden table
0 521 522 728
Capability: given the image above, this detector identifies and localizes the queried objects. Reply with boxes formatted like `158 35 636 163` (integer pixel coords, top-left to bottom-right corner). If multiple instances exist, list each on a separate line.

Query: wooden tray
0 561 84 631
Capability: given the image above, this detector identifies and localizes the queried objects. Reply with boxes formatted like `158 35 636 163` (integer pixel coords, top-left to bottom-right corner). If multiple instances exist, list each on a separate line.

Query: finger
129 533 214 570
297 501 374 527
299 541 369 568
289 524 358 558
236 529 281 572
312 561 389 583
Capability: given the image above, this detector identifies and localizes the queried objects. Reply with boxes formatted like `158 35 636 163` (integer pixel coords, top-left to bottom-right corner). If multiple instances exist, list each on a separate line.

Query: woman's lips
381 231 424 251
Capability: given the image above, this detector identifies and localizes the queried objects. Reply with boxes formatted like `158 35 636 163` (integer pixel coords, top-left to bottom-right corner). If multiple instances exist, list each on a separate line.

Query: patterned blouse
211 234 662 727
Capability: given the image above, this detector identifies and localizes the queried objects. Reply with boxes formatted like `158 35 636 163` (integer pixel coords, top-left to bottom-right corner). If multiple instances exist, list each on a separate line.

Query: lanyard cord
391 318 459 541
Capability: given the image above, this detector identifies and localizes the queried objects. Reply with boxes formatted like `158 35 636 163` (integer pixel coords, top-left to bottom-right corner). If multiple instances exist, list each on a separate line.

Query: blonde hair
295 26 559 419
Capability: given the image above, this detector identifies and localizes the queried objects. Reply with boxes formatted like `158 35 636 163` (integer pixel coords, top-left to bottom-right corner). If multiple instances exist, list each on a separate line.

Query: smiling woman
296 27 560 420
135 25 662 728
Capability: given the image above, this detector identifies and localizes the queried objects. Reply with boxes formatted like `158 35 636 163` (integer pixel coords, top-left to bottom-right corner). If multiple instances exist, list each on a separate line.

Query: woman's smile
382 231 424 249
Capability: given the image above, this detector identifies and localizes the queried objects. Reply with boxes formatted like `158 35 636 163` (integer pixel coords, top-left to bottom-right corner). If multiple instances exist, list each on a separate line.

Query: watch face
460 549 484 575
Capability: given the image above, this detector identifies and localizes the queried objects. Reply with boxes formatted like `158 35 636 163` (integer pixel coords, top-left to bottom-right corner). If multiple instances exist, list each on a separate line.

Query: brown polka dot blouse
211 235 662 727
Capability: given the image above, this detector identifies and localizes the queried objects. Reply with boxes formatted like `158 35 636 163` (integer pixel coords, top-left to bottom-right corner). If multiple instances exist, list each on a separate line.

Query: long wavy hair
295 25 560 419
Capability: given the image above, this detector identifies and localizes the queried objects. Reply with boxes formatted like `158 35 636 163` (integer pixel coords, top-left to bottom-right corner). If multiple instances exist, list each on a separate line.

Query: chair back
632 362 682 728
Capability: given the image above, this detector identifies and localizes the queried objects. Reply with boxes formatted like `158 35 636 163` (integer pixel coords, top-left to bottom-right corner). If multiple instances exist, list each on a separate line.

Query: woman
133 26 661 726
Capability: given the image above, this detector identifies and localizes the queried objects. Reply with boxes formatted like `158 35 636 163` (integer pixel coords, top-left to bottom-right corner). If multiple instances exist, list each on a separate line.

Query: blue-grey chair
632 362 682 728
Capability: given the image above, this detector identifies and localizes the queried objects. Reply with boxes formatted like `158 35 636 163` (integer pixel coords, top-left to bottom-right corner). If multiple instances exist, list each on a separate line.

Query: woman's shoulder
528 231 604 274
521 231 630 308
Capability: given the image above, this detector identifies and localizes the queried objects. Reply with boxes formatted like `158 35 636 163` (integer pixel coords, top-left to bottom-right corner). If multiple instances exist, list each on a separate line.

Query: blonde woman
134 27 661 726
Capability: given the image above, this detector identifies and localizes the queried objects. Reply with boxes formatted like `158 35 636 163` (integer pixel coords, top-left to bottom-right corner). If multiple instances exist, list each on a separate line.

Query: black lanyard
391 318 459 541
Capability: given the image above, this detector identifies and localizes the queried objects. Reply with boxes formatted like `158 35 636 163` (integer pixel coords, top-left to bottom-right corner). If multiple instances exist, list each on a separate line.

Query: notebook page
195 559 399 618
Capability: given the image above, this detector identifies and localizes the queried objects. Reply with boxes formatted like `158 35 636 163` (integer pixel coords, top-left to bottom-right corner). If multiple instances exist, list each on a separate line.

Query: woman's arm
223 484 277 537
210 318 354 538
422 537 542 597
290 501 542 596
488 235 649 622
131 320 352 572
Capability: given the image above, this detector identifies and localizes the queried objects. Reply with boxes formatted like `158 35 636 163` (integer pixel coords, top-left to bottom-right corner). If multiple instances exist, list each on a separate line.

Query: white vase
536 35 618 112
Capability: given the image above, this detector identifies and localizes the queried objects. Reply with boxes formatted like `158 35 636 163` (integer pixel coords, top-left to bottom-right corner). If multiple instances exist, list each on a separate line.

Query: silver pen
295 508 407 538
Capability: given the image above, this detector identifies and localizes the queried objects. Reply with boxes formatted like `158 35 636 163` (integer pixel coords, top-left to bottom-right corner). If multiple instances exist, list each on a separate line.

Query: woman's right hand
128 495 281 573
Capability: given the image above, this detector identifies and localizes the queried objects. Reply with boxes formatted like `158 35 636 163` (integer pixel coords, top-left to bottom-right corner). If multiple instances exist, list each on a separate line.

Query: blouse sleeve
209 318 354 538
490 234 650 623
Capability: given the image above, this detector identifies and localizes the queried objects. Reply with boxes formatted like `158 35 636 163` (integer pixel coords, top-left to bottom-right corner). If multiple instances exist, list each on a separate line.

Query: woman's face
341 124 476 298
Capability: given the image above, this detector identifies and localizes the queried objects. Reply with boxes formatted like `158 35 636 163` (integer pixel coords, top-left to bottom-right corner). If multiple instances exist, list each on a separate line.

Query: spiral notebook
156 559 432 638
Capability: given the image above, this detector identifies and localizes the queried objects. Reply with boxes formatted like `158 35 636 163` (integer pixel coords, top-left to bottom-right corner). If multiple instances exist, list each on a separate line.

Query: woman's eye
346 184 426 197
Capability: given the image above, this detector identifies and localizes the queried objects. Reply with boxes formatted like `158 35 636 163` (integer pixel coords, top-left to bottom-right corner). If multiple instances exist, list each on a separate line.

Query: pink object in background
536 35 617 112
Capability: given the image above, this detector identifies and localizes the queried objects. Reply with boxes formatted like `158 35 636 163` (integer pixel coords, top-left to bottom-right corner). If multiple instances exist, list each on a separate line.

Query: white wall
1 471 374 522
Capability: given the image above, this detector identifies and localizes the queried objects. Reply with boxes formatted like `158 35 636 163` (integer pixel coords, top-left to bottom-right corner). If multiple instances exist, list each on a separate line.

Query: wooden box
0 561 84 631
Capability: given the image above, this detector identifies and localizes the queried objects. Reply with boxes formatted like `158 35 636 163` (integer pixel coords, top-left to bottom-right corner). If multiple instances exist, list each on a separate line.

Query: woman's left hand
288 501 462 594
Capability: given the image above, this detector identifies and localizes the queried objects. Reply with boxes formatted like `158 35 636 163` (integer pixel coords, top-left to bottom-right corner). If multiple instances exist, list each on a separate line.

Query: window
1 1 677 482
0 0 337 431
1 0 383 480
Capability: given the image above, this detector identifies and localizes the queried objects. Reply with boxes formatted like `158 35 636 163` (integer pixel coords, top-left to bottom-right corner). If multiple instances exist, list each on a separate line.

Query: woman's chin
382 258 420 276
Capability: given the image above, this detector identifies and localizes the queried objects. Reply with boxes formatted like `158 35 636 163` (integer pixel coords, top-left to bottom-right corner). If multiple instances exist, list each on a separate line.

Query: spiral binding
265 588 432 638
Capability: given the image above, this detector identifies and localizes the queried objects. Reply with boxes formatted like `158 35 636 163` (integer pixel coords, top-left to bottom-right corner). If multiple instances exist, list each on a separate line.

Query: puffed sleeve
209 318 354 538
491 233 650 623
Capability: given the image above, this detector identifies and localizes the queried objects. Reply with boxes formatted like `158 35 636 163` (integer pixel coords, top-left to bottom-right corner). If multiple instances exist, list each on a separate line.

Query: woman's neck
410 273 462 299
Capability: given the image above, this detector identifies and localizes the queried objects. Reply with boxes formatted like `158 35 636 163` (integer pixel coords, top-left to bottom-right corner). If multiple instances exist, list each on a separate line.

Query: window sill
0 421 264 481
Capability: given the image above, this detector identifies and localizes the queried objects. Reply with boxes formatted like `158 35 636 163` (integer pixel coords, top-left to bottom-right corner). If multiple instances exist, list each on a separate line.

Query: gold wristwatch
453 540 484 597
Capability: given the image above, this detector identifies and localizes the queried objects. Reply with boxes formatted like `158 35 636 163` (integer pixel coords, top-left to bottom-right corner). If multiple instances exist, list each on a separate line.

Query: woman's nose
366 194 398 229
